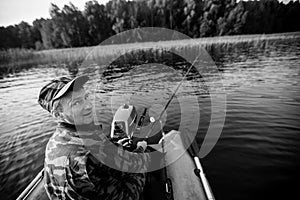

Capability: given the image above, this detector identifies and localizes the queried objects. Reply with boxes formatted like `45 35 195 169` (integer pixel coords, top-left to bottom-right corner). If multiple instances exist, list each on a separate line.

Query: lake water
0 36 300 200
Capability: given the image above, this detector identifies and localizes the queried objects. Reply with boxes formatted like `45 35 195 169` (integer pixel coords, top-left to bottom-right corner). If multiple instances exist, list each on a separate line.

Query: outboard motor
111 104 138 139
111 104 162 145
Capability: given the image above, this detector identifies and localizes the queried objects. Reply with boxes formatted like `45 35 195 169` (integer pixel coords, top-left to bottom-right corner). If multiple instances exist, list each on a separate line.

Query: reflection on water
207 39 300 200
1 38 300 200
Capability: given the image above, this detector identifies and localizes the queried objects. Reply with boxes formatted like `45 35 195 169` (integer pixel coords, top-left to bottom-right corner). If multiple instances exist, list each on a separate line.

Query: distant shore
1 31 300 78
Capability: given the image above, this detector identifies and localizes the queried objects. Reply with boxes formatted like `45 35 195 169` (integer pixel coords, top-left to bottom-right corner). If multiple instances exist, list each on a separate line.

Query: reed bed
0 48 35 63
1 31 299 77
0 48 41 76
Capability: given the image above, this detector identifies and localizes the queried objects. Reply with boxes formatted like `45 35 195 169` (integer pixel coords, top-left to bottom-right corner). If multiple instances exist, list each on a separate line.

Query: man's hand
135 141 147 152
116 137 133 149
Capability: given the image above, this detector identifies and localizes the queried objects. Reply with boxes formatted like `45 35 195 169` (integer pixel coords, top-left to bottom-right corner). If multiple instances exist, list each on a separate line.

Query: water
1 37 300 200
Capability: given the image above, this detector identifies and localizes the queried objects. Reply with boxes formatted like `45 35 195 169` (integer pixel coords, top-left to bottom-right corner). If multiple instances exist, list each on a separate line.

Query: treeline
0 0 299 50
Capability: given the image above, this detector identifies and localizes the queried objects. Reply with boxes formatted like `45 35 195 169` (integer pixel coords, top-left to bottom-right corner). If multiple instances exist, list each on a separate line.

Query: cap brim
53 75 89 101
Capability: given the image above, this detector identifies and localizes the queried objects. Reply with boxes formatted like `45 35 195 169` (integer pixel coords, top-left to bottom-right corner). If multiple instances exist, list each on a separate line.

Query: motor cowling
111 104 137 139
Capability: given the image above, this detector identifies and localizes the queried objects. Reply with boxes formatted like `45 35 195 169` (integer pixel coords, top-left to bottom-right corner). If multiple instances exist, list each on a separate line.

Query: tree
62 3 88 47
1 0 300 50
16 21 34 49
84 0 112 45
49 3 71 48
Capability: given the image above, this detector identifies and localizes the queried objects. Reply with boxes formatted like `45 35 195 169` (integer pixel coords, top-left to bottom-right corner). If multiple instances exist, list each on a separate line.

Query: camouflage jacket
44 122 150 200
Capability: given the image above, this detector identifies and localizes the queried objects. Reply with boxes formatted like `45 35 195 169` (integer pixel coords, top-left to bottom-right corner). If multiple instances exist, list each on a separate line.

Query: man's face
60 88 94 125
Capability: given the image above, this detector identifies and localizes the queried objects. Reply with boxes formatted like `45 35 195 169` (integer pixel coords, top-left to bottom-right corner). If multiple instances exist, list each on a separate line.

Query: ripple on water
1 38 300 200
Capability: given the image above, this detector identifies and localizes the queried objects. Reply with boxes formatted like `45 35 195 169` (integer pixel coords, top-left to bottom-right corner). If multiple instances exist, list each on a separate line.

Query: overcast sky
0 0 294 27
0 0 109 27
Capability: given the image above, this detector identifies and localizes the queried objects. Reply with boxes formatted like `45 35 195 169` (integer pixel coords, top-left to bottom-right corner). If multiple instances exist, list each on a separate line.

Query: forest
0 0 299 50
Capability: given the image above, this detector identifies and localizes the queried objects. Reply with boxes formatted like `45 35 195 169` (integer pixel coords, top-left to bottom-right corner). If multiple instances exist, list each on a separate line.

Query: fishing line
146 53 201 137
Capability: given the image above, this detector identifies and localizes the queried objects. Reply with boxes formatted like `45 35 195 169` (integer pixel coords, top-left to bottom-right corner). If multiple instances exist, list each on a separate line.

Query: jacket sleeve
67 151 147 200
72 133 150 199
66 152 100 200
86 153 147 200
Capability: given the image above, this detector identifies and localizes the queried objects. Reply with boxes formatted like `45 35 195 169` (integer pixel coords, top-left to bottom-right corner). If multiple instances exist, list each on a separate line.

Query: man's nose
84 99 92 110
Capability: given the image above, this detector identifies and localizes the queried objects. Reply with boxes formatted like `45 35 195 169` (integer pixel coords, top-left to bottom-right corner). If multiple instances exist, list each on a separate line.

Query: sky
0 0 294 27
0 0 109 27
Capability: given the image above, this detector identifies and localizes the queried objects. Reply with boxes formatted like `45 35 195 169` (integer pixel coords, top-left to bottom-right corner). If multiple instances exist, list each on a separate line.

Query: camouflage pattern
44 122 150 200
38 76 88 113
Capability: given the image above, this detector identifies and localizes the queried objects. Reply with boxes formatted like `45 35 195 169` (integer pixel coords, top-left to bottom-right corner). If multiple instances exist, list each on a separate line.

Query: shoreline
1 31 300 78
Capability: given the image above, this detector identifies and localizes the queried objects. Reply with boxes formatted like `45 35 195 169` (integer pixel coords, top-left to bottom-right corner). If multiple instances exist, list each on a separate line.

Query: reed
1 31 299 77
0 48 40 76
0 48 38 66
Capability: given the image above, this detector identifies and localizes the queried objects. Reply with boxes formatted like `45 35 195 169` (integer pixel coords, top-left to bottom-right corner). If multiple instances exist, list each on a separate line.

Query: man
38 75 149 200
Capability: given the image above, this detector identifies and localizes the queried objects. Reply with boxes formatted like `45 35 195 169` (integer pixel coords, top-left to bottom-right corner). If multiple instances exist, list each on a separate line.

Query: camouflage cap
38 75 89 112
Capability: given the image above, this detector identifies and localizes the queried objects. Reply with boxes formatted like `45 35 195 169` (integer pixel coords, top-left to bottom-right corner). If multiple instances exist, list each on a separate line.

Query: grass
1 31 299 78
0 48 39 75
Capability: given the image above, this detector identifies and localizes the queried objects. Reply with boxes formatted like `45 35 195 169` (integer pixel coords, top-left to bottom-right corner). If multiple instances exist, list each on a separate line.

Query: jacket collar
58 122 102 132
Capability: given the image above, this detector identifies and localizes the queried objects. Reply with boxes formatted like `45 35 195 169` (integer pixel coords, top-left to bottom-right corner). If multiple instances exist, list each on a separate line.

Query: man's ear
51 110 63 120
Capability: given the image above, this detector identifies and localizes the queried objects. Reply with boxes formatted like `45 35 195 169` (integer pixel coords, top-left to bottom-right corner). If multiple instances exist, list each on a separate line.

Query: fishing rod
141 54 201 200
145 53 215 200
146 53 201 137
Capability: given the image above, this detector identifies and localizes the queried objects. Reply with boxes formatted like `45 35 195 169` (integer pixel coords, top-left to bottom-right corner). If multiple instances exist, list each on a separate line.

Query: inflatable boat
17 105 215 200
16 144 214 200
